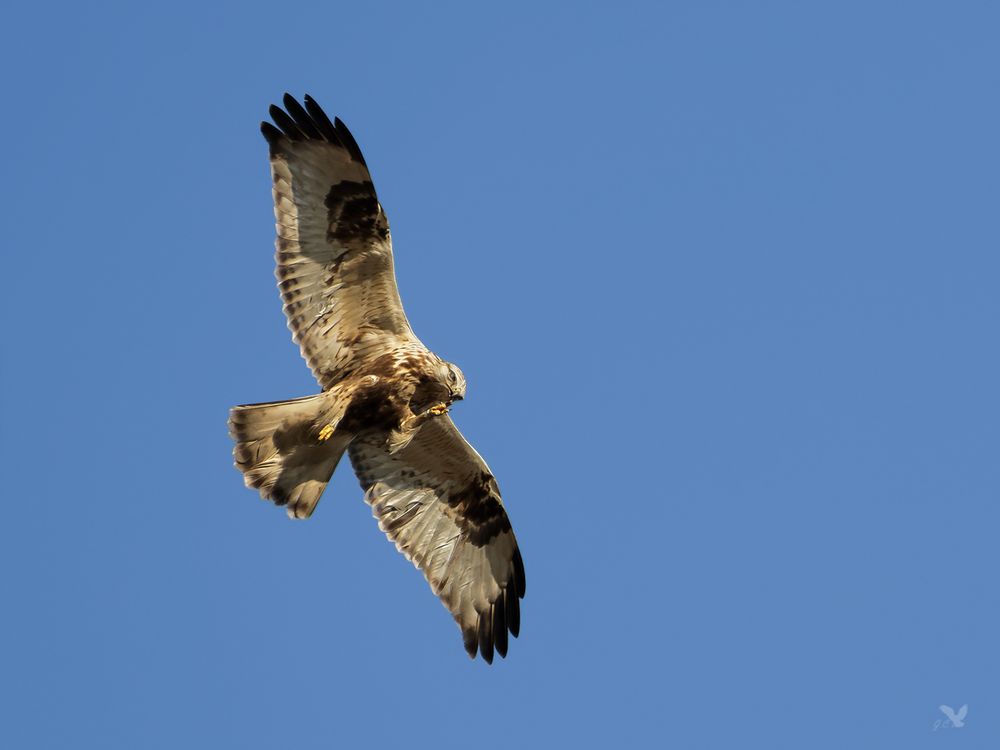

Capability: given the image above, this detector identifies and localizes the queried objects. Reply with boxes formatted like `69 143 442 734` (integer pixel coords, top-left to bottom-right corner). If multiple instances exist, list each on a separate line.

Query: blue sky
2 2 998 747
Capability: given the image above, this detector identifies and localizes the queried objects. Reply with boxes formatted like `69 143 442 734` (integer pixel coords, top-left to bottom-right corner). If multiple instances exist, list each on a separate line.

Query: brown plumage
228 94 525 663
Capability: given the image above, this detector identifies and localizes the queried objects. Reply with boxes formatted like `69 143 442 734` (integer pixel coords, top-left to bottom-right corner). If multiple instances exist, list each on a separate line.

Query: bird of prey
228 94 524 663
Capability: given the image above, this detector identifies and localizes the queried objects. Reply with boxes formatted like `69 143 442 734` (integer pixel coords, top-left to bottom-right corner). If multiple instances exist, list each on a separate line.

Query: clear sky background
2 2 998 748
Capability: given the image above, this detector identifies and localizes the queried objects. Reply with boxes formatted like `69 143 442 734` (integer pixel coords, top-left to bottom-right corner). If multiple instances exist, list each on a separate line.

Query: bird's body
228 95 524 663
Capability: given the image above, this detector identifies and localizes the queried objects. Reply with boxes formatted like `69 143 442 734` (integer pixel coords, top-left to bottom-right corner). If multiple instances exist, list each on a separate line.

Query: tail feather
228 393 352 519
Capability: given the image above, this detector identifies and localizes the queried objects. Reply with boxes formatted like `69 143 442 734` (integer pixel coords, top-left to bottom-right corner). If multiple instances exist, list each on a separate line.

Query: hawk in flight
228 95 524 663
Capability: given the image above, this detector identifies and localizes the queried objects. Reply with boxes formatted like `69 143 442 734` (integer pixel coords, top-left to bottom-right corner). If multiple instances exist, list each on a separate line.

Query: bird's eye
448 370 457 383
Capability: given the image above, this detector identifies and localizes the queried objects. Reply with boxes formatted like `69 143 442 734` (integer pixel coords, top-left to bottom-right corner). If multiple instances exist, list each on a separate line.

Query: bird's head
438 360 467 403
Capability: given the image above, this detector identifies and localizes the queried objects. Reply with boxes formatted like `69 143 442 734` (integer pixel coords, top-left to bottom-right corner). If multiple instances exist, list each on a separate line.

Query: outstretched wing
262 94 423 389
349 418 526 663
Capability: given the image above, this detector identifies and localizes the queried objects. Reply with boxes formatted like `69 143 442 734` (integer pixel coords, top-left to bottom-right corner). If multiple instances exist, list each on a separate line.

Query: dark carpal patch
447 471 512 546
325 181 386 244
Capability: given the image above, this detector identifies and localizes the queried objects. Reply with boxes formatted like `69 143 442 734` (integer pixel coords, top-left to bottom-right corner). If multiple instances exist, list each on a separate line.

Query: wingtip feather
513 546 526 598
493 598 508 658
260 121 283 145
333 117 368 167
478 613 494 664
463 627 479 660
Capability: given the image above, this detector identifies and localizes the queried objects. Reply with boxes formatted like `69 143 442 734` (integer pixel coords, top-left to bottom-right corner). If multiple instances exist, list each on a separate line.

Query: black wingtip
268 103 305 141
302 94 343 146
493 599 508 659
478 614 495 664
260 121 283 145
263 94 368 168
333 116 368 167
513 547 526 598
282 94 322 140
506 579 521 638
463 627 479 660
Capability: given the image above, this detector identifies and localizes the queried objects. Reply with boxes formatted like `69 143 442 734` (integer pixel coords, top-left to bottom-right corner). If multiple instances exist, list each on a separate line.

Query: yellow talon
317 423 334 442
429 403 449 416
